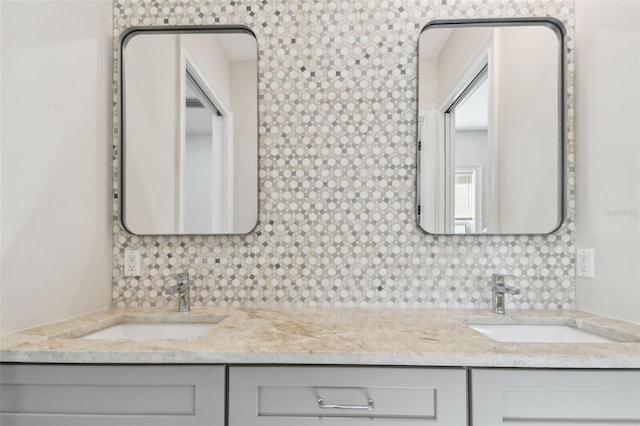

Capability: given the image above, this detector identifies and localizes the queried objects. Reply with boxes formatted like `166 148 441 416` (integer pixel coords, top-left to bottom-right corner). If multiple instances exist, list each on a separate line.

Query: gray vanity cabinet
471 369 640 425
228 366 468 425
0 364 225 426
4 363 638 426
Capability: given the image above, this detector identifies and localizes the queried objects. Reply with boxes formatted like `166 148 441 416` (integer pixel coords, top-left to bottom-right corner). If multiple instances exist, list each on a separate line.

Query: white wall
575 0 640 323
0 0 113 335
123 34 180 233
496 26 560 233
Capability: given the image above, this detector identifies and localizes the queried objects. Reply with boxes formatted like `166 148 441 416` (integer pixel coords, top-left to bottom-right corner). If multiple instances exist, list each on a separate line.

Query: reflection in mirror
417 20 564 235
121 28 258 235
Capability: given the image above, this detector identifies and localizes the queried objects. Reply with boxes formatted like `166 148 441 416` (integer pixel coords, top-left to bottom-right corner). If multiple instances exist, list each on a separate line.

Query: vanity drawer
0 364 225 426
471 369 640 425
228 366 467 425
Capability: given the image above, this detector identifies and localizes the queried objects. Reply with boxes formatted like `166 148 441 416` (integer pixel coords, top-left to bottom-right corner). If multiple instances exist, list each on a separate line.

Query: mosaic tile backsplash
112 0 576 310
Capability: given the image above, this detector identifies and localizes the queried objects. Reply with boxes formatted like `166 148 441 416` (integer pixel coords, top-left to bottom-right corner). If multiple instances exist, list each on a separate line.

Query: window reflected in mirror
417 20 565 235
455 170 479 234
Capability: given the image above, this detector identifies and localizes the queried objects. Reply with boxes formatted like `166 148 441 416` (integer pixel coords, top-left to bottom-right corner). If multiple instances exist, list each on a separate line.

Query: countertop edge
2 351 639 369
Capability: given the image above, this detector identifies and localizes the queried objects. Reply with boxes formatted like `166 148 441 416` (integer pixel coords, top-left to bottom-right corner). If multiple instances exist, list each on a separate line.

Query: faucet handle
165 273 189 295
165 273 191 312
491 274 519 293
491 273 513 286
492 273 505 285
164 284 183 295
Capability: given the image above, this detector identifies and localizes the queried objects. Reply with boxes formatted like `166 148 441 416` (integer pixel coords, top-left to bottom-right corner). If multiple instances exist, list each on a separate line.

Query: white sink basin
80 322 216 340
468 324 617 343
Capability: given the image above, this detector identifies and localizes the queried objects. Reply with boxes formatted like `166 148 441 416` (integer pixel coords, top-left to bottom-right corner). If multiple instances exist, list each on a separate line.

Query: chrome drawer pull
317 398 374 410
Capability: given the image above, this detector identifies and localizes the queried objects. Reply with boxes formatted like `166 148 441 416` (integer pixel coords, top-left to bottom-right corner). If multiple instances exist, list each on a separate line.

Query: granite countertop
1 307 639 368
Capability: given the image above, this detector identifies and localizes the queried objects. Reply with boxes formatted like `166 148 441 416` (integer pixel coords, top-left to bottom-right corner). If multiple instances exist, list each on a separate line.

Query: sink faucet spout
165 273 190 312
491 273 520 315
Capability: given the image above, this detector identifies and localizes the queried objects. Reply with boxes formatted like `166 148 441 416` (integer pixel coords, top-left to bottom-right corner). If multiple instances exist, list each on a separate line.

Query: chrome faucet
165 273 190 312
491 273 520 314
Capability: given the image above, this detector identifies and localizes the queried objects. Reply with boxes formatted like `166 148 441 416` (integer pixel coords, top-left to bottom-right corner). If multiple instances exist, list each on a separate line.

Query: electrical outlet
576 249 594 278
124 249 141 276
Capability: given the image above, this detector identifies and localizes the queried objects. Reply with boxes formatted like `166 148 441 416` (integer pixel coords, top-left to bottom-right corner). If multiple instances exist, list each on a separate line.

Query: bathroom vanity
1 307 639 425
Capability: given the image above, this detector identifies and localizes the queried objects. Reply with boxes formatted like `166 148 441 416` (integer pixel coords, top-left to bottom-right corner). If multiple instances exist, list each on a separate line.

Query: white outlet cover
576 249 594 278
124 249 141 276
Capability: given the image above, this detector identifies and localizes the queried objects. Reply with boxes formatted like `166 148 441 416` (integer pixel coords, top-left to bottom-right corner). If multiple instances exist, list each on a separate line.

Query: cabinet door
0 364 225 426
229 366 467 426
471 368 640 426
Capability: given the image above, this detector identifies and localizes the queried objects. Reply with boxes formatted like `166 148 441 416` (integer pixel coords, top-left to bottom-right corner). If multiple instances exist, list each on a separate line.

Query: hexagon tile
112 0 576 310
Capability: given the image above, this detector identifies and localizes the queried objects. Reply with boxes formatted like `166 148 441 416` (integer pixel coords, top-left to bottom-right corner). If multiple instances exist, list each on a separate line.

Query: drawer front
0 364 225 426
471 369 640 426
229 366 467 425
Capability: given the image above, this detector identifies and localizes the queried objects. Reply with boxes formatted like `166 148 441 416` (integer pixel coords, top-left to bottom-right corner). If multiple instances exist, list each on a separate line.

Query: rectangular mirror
121 27 258 235
417 19 565 235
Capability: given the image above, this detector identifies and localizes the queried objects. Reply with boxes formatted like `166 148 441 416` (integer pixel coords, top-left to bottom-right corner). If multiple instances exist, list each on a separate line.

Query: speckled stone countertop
1 307 639 368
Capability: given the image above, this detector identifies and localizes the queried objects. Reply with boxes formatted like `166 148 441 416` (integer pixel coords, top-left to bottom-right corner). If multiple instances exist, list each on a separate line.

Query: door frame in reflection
177 39 234 233
437 52 492 234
